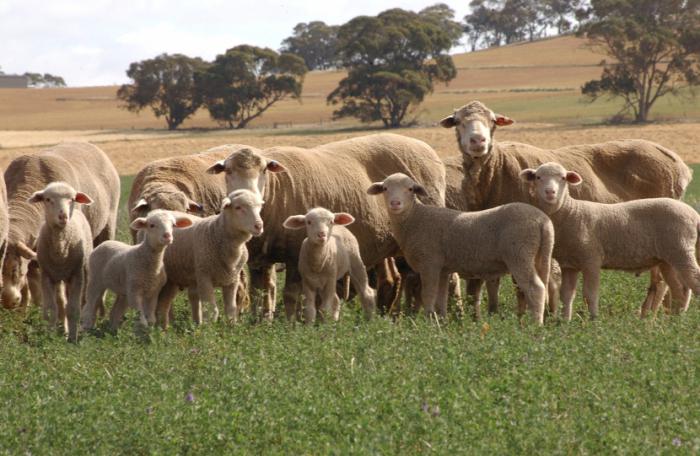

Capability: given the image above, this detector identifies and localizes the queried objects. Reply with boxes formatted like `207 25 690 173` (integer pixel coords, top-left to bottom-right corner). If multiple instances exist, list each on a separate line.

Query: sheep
156 190 264 328
82 210 193 332
521 162 700 320
206 133 446 322
26 182 94 341
128 144 252 318
283 208 376 323
439 100 692 314
0 172 8 293
1 142 120 310
367 173 554 324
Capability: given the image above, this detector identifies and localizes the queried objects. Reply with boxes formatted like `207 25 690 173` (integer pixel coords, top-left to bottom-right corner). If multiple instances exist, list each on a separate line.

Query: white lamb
28 182 93 342
82 210 192 331
521 162 700 319
283 208 376 323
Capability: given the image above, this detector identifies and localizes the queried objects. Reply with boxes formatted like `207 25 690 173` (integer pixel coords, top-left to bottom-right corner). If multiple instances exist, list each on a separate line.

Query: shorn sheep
2 142 120 310
157 190 264 328
439 100 692 314
28 182 93 342
521 162 700 320
206 133 446 321
283 208 376 323
82 210 193 332
368 173 553 324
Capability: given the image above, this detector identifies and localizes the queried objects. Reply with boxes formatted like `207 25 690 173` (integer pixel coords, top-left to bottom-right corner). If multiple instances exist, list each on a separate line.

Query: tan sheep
206 133 446 321
27 183 93 342
2 142 120 310
82 210 193 331
521 162 700 320
368 173 553 324
0 172 8 292
128 144 253 316
283 208 376 323
157 190 264 328
439 100 692 314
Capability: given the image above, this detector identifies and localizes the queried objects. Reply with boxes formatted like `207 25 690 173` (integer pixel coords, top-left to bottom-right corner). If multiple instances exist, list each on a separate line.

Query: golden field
1 35 700 171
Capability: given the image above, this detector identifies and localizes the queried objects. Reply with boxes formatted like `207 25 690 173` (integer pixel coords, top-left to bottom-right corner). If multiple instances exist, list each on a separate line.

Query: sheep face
130 210 193 248
283 208 355 245
367 173 428 216
439 100 514 159
131 190 203 217
28 182 92 229
0 244 32 308
207 148 286 198
520 162 582 211
221 189 264 237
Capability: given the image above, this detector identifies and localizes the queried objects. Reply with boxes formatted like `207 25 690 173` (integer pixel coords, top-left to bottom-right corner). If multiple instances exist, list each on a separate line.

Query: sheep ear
520 169 537 182
220 197 231 211
174 216 193 228
439 115 457 128
207 160 226 175
566 171 583 186
367 183 385 195
494 114 514 126
283 215 306 230
74 192 93 205
266 160 287 173
129 218 148 231
333 213 355 226
187 199 204 213
131 198 149 214
16 242 37 260
412 184 428 198
27 191 44 204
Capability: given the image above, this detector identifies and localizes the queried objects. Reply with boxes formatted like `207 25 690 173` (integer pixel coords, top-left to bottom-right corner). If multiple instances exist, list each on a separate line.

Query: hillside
0 35 698 132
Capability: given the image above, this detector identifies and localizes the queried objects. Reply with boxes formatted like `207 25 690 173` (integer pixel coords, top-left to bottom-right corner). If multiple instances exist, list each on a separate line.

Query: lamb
439 100 692 314
521 162 700 320
283 208 376 323
82 210 193 331
128 144 253 316
206 133 446 322
1 142 120 310
156 189 264 328
367 173 554 324
26 183 94 341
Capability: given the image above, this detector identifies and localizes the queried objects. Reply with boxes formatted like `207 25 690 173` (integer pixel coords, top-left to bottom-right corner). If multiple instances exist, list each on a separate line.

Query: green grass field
0 170 699 454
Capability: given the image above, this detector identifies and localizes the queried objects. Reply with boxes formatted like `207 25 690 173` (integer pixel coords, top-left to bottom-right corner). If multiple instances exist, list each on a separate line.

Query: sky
0 0 471 87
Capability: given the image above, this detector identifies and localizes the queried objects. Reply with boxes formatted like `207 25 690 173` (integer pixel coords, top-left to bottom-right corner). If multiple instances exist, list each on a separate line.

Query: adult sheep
0 173 8 290
439 100 693 314
127 144 252 316
1 142 120 309
207 133 446 321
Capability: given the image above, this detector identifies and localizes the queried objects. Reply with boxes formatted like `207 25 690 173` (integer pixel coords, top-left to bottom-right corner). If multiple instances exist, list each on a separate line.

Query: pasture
1 34 699 454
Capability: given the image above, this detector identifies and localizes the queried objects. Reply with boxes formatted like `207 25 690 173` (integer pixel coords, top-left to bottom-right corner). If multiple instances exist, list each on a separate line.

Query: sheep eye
235 206 242 210
149 224 155 228
382 186 387 191
536 176 541 180
307 220 311 225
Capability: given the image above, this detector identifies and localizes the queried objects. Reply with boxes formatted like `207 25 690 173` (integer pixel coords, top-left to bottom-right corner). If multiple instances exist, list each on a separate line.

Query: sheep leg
659 263 691 314
222 283 238 323
82 276 105 330
560 269 579 321
640 267 667 317
448 273 465 318
581 267 601 320
486 278 500 314
187 288 202 325
436 273 449 318
156 282 179 329
250 264 276 321
128 290 148 329
332 294 341 321
283 264 302 322
66 273 84 343
302 284 317 324
509 268 545 325
671 255 700 312
350 255 376 320
56 282 67 327
41 274 59 331
466 278 483 319
28 263 42 307
418 269 440 316
319 283 336 322
197 278 219 323
109 294 128 331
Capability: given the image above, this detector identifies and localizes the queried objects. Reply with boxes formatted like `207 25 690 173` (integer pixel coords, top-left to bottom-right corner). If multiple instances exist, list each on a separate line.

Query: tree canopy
328 7 458 128
24 73 66 88
579 0 700 122
117 53 205 130
280 21 339 70
196 45 307 129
